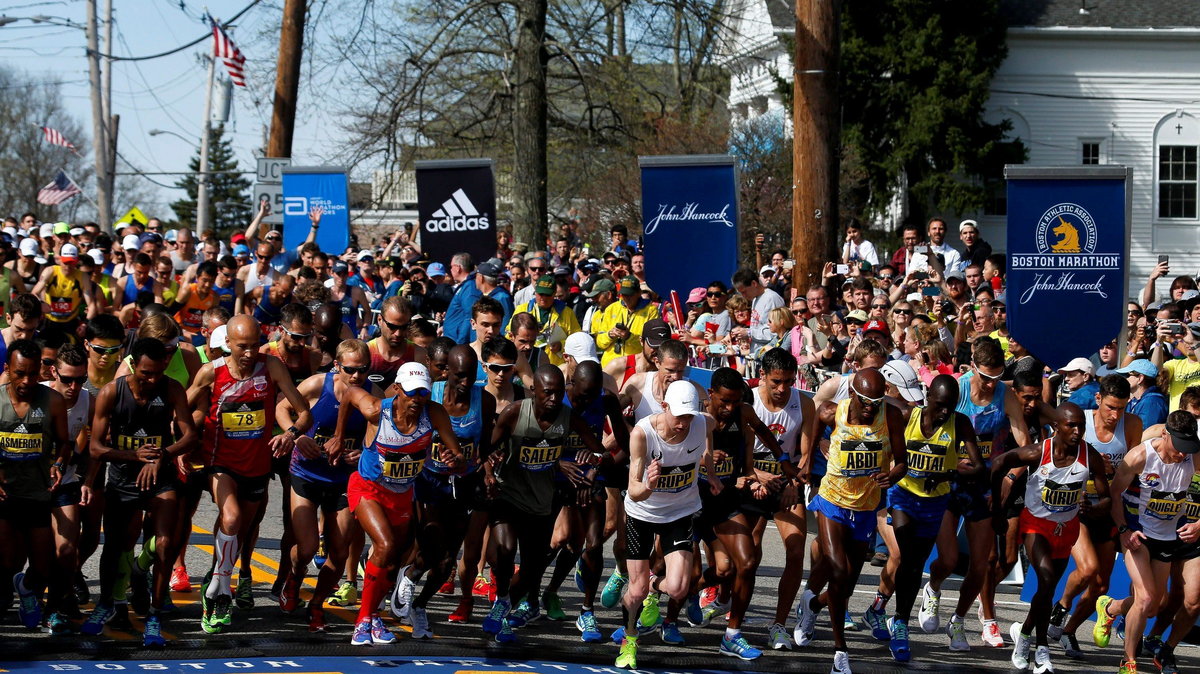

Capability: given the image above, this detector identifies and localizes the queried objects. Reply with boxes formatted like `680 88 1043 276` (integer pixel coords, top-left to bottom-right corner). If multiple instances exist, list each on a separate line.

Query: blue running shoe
577 610 602 642
685 593 703 627
370 616 396 644
12 573 42 629
888 617 911 662
482 598 510 634
81 602 116 636
350 619 372 646
496 617 517 644
863 605 889 640
573 559 587 595
508 599 541 628
659 620 685 645
142 614 166 648
600 570 626 609
611 625 626 643
720 633 763 660
45 612 71 635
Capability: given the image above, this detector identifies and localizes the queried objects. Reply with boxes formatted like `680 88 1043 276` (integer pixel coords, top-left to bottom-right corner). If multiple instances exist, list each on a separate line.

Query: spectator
442 253 480 344
964 264 985 293
1118 359 1168 428
957 219 992 269
983 253 1006 293
889 223 921 277
514 256 547 307
608 224 637 256
909 217 962 273
731 268 784 355
474 259 514 335
760 265 788 297
840 219 879 268
1095 338 1120 377
595 276 660 366
1057 357 1099 409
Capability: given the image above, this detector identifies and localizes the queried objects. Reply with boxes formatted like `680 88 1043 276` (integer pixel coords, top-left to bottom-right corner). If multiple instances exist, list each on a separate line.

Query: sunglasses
1129 309 1143 316
41 358 55 367
382 319 409 333
792 310 806 316
58 374 87 385
850 382 884 405
403 387 430 398
871 304 889 310
973 367 1002 381
89 343 122 355
706 291 725 298
893 309 913 316
486 362 515 374
265 235 282 241
283 328 313 340
341 365 369 375
878 275 894 281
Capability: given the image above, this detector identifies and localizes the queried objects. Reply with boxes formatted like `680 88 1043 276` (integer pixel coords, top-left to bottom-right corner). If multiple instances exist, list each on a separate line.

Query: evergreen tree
170 125 251 236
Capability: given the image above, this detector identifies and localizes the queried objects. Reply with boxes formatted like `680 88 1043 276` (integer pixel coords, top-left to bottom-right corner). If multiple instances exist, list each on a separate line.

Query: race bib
653 464 697 493
311 434 358 458
839 440 883 478
49 298 72 316
380 453 425 486
1040 479 1084 514
518 443 562 472
702 455 735 478
753 457 781 475
117 433 164 452
977 439 994 461
1145 490 1186 521
906 442 946 479
430 439 475 470
220 401 266 439
0 425 43 461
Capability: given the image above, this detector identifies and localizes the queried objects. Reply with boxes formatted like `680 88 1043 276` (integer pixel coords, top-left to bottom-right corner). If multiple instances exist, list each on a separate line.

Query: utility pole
792 0 842 292
196 56 216 240
102 0 117 216
267 0 306 158
85 0 112 230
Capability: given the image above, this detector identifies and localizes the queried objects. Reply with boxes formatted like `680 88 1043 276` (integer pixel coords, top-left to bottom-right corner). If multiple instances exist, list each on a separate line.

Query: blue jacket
1127 387 1168 429
443 275 481 344
1067 381 1101 410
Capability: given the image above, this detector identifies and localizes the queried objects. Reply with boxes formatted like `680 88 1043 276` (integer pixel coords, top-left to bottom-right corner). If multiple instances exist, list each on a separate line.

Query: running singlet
121 274 154 306
58 387 91 486
897 406 957 498
820 397 890 511
175 284 217 332
751 387 804 475
0 383 56 501
956 371 1008 464
45 266 84 323
559 388 608 482
497 397 571 516
428 381 483 475
632 371 661 423
253 296 285 326
358 397 431 493
334 291 357 332
294 372 362 484
212 282 236 315
203 358 277 477
1024 438 1089 523
702 414 743 486
1084 410 1126 504
624 414 707 523
107 377 174 491
263 342 312 387
366 338 416 385
1127 439 1192 541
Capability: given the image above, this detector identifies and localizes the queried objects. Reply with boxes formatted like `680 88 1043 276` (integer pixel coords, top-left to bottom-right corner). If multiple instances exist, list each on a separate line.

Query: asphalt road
0 478 1192 673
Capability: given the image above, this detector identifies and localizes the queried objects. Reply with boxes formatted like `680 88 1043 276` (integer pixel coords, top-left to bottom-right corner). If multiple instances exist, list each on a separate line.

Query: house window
1081 142 1100 165
1159 145 1198 219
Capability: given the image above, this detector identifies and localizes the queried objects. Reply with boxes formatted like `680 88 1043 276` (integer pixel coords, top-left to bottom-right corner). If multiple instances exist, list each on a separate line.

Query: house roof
1001 0 1200 29
764 0 793 32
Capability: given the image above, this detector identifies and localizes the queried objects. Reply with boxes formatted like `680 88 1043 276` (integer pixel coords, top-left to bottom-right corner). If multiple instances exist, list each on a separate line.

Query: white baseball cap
18 238 46 264
563 332 599 364
208 324 229 354
69 227 85 236
395 362 432 394
59 243 80 261
1 226 16 238
122 234 140 251
38 223 54 238
1057 357 1095 376
881 360 925 404
87 248 105 265
663 380 702 417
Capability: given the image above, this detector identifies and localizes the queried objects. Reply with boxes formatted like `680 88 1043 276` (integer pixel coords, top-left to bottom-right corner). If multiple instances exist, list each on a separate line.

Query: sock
357 561 389 624
724 627 739 639
871 592 891 612
111 551 133 603
211 531 239 598
581 604 593 613
950 614 963 624
136 537 157 573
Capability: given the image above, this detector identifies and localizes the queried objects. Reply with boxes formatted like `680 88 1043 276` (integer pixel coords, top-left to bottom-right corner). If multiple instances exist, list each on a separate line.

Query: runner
366 297 427 387
615 380 719 669
31 243 96 343
174 262 219 343
992 404 1108 674
1092 410 1200 674
0 293 43 374
84 338 198 647
794 368 907 674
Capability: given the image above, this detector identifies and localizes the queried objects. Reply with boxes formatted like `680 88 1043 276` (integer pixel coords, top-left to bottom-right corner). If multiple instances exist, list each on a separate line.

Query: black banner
415 159 497 266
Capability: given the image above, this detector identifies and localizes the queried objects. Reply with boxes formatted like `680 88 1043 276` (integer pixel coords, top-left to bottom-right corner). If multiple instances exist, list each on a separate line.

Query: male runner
0 293 44 374
174 262 219 343
366 297 427 387
32 243 96 342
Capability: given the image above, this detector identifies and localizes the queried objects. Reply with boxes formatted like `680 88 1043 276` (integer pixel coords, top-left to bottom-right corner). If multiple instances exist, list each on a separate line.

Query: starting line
0 657 728 674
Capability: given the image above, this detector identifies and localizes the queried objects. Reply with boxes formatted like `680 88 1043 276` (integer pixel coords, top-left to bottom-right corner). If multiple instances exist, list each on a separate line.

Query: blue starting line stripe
0 656 728 674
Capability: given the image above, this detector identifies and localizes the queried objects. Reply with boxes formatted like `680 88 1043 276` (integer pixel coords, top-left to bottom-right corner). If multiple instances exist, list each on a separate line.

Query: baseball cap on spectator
554 264 573 277
138 232 162 247
959 219 979 233
395 362 432 394
230 232 247 245
18 238 46 264
1 226 16 238
881 360 925 404
845 310 869 324
643 319 672 349
476 259 502 278
1057 357 1094 376
863 319 891 339
426 262 447 278
759 265 776 278
39 223 54 238
945 269 966 282
59 243 80 262
563 332 599 364
535 274 556 295
87 248 105 266
122 234 140 251
331 261 349 275
686 287 707 304
52 222 70 236
164 229 177 242
579 259 601 274
357 250 374 262
209 324 229 354
617 276 639 296
664 380 702 417
70 226 85 237
1115 359 1158 379
233 243 252 257
584 278 615 298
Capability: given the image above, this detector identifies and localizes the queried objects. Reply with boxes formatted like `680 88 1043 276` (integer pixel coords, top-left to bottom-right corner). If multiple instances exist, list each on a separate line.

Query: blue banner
640 156 739 299
282 167 350 257
1005 167 1130 371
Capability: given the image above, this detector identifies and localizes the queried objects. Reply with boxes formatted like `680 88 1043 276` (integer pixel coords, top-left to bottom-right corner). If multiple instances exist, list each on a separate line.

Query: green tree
171 125 251 236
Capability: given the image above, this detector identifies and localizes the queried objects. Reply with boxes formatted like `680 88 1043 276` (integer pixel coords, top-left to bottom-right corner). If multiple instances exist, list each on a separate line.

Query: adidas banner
639 155 739 300
415 159 497 265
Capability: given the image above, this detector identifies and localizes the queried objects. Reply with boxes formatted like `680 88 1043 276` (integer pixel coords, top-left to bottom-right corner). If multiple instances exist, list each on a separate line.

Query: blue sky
1 0 347 218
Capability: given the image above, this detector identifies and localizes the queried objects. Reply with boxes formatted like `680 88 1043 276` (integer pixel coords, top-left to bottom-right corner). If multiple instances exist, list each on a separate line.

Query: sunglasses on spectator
341 365 369 375
707 291 725 298
878 274 894 281
871 304 889 310
1129 309 1143 316
266 234 282 241
58 374 87 385
792 310 806 317
40 358 55 367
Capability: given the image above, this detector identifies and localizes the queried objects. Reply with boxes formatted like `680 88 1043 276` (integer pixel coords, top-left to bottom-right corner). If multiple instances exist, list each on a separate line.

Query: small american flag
37 170 82 206
41 126 77 152
209 16 246 87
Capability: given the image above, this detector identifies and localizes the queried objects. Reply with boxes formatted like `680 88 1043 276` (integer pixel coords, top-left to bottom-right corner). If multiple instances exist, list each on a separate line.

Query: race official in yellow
596 276 661 367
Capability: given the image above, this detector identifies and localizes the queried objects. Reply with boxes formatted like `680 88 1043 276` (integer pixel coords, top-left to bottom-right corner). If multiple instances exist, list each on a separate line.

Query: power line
89 0 262 61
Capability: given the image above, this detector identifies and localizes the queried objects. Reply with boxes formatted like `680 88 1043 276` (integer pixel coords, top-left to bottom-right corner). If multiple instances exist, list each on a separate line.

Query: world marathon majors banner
415 159 497 266
281 166 351 256
639 155 739 300
1004 165 1131 371
12 655 741 673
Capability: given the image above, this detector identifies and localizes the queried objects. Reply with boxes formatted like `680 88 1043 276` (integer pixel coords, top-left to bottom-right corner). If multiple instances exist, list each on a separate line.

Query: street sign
256 157 291 183
253 183 284 225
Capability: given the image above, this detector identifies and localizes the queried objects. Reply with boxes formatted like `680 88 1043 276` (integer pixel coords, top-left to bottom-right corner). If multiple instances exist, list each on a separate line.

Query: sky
0 0 349 219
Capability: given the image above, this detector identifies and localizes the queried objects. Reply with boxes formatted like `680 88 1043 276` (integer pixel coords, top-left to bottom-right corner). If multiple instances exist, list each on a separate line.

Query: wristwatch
1117 524 1130 534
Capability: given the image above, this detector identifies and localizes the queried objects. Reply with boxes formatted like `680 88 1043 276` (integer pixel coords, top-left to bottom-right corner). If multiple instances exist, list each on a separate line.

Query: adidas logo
135 429 147 438
149 397 164 407
30 409 43 418
14 424 27 433
238 404 251 412
424 189 491 233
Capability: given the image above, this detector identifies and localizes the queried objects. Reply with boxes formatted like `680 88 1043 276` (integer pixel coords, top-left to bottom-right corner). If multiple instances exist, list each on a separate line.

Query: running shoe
130 565 151 616
685 593 703 627
794 589 819 647
142 614 166 648
1155 646 1179 674
1115 615 1126 641
495 617 517 644
482 597 511 634
82 601 116 636
639 593 661 628
577 610 602 642
888 617 910 662
12 572 42 630
508 599 541 628
918 582 941 633
235 577 254 610
448 597 472 623
843 614 858 632
438 568 456 595
1141 634 1164 658
390 570 414 619
659 620 684 645
768 622 792 650
199 576 219 634
615 636 638 669
1118 660 1138 674
544 591 566 621
720 632 762 660
700 585 719 608
471 574 492 598
330 581 358 607
74 571 90 605
410 606 433 640
1059 633 1084 658
169 566 189 593
212 593 233 627
1046 602 1068 640
45 611 71 635
313 540 327 571
862 605 889 640
982 620 1005 647
370 615 396 644
1033 644 1054 674
1093 595 1114 648
573 559 588 594
947 618 970 651
831 649 852 674
279 576 300 613
1010 621 1031 669
351 619 372 646
600 570 627 609
307 606 326 633
701 598 730 626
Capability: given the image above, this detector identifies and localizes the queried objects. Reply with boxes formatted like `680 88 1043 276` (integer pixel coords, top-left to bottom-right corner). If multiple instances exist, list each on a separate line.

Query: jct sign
1005 165 1131 370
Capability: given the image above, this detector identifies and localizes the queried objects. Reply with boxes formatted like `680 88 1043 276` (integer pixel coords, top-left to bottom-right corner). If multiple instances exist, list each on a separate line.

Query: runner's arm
602 393 630 464
1109 444 1145 528
325 383 381 457
954 414 986 481
882 404 908 487
1085 444 1111 515
269 356 313 436
626 425 652 502
276 373 323 427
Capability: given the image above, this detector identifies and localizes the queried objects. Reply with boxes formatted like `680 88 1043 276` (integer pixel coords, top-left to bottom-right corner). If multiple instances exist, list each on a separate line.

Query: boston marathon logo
1013 203 1118 305
426 189 491 233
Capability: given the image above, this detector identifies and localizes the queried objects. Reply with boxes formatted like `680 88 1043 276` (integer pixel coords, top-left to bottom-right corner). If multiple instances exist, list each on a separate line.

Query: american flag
41 126 77 152
209 16 246 87
37 170 82 206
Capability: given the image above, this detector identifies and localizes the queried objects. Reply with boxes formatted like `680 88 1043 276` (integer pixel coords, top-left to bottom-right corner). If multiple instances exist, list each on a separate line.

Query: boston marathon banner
639 155 739 298
281 166 350 255
1005 165 1131 370
416 159 497 265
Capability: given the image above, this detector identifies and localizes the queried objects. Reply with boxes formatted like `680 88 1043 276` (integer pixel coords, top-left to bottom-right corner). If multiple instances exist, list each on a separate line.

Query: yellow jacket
596 299 661 366
508 299 582 367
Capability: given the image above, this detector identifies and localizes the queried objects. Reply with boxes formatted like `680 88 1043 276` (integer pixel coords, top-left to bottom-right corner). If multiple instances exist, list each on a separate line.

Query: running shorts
810 493 877 542
625 514 695 560
1019 509 1080 560
887 486 949 539
348 471 413 526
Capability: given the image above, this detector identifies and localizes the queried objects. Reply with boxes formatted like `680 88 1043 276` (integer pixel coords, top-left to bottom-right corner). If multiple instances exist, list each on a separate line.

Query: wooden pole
267 0 306 158
792 0 841 292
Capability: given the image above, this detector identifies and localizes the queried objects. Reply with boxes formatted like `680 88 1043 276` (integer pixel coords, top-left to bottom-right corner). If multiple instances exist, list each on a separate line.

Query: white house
721 0 1200 293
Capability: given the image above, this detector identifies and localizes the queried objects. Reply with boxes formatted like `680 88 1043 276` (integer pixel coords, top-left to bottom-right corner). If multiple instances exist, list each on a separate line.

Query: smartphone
922 286 942 297
1160 254 1169 266
915 245 930 254
910 271 930 281
836 264 850 275
783 259 796 270
708 343 727 354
